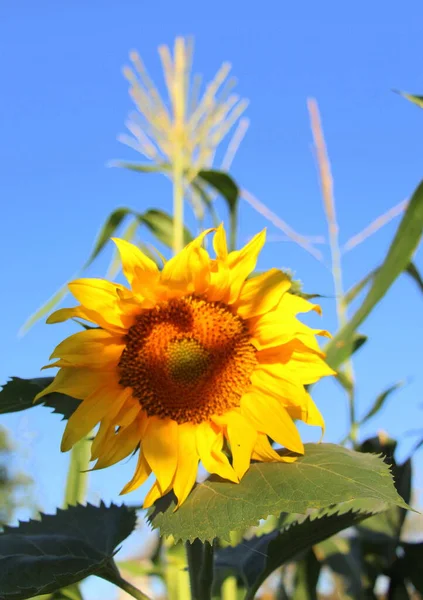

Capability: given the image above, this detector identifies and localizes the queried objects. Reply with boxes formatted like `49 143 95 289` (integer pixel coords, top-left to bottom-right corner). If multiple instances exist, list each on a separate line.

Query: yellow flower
36 226 334 508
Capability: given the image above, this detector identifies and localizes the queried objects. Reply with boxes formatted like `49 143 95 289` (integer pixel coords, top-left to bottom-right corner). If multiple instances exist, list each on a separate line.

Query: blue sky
1 1 423 597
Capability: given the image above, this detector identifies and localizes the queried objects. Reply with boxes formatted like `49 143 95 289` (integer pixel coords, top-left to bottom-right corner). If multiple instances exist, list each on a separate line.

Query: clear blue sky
1 1 423 597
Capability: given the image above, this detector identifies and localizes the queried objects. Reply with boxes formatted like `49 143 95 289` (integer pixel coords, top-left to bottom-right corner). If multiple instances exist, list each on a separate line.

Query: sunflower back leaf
0 503 137 600
214 498 387 600
149 444 408 543
0 377 80 420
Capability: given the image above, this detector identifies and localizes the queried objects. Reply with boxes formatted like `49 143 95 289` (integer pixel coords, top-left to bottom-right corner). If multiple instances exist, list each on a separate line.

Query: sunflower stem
198 541 214 599
63 435 91 507
108 575 152 600
173 153 185 255
186 539 213 600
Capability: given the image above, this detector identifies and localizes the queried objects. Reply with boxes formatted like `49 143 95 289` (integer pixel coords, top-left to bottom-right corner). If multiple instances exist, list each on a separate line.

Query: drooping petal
241 390 304 454
226 230 266 304
195 421 238 483
161 229 214 296
235 269 291 319
91 419 114 461
142 416 178 493
61 385 131 452
47 306 102 327
120 449 152 495
49 329 125 367
93 414 144 469
143 479 173 509
212 223 228 260
112 237 159 297
173 423 199 507
68 278 134 331
252 433 298 463
214 411 257 479
34 367 112 403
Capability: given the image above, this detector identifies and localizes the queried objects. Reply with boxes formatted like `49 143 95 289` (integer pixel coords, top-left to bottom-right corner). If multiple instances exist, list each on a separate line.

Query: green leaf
344 269 378 306
405 261 423 293
197 170 240 250
326 179 423 370
140 209 193 248
0 503 137 600
395 90 423 109
111 160 171 173
0 377 79 420
50 584 84 600
149 443 408 543
215 498 386 600
359 382 405 426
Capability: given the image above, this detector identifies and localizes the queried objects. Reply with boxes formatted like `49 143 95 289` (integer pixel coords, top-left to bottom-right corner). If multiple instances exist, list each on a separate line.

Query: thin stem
308 98 358 447
112 576 153 600
63 435 91 507
173 153 185 255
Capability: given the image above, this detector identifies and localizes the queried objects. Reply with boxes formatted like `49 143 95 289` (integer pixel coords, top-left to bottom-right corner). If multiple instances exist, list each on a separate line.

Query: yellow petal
34 367 111 403
251 312 329 351
251 366 308 404
226 230 266 304
214 411 257 479
195 421 239 483
235 269 291 319
93 414 143 469
61 385 130 452
279 292 322 316
91 419 114 461
47 306 103 327
143 479 172 509
207 260 231 302
252 433 297 463
113 397 141 428
50 329 124 367
173 423 199 508
241 390 304 454
112 238 159 298
142 417 178 493
161 229 214 296
213 224 228 260
120 449 151 495
283 345 336 384
68 278 133 331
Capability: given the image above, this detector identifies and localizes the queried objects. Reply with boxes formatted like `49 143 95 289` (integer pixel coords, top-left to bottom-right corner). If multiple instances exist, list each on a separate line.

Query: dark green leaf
402 542 423 593
0 377 80 420
197 170 239 214
215 498 386 600
140 209 193 248
0 503 137 600
359 382 405 426
292 550 320 600
326 179 423 370
405 261 423 293
82 208 134 270
149 444 408 542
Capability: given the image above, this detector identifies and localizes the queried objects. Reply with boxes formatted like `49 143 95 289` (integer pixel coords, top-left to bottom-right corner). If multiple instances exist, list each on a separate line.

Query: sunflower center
117 295 257 424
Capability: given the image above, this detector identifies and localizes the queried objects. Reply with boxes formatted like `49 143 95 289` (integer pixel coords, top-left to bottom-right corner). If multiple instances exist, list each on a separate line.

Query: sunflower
36 226 334 508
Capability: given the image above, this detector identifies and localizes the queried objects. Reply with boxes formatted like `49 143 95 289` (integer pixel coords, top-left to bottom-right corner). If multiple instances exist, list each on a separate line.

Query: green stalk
63 436 91 507
173 154 185 255
108 575 152 600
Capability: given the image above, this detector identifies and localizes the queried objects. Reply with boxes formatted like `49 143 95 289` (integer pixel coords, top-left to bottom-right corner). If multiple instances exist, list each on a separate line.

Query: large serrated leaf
0 503 137 600
326 179 423 370
149 444 408 543
0 377 79 420
215 498 387 600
